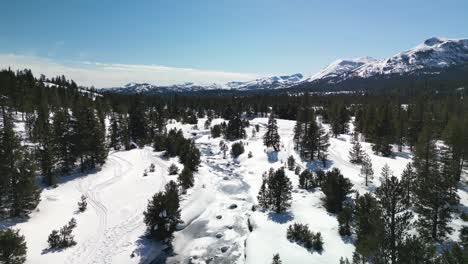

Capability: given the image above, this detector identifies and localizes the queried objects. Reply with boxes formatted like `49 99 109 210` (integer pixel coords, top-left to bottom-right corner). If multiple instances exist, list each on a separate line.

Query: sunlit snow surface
2 117 467 264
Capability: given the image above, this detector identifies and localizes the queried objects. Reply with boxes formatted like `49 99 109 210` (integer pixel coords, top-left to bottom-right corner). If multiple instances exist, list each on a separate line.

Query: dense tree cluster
286 223 324 252
257 167 293 213
0 105 40 218
293 107 329 166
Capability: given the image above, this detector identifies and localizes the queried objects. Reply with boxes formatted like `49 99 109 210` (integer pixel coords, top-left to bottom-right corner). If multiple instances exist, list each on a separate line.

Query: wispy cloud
0 54 261 88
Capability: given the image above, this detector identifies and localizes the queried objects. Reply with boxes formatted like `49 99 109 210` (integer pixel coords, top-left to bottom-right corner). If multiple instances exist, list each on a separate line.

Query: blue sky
1 0 467 87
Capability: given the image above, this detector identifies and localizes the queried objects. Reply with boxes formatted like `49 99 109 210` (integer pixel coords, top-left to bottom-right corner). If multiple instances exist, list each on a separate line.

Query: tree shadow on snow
267 151 278 163
134 235 171 264
306 159 333 172
392 151 413 160
267 211 294 224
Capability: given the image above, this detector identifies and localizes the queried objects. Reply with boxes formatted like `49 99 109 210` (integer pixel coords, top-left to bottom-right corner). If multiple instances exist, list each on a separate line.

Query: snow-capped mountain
305 57 377 82
102 37 468 94
101 73 304 94
226 73 304 90
306 37 468 84
351 37 468 78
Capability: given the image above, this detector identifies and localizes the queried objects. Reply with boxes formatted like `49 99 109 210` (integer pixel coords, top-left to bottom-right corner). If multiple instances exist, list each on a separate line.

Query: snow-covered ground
2 117 467 264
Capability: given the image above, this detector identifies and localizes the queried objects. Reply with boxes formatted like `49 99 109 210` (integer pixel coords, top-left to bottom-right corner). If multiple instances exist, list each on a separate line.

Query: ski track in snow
66 148 169 264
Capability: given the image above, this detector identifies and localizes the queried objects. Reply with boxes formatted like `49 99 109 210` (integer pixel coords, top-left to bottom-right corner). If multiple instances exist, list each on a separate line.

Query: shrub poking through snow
210 123 224 138
272 253 282 264
257 167 292 213
231 142 245 158
77 195 87 212
143 181 181 243
48 218 77 249
168 164 179 175
286 223 324 252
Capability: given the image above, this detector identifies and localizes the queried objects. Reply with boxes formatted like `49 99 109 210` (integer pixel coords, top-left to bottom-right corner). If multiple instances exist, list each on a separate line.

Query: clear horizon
1 0 467 87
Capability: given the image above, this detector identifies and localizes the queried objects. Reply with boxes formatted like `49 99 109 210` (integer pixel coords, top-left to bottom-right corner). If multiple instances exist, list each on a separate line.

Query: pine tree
298 169 315 190
360 153 374 186
287 155 295 170
338 203 353 236
0 229 27 264
413 121 458 241
143 181 181 242
128 98 148 145
263 114 281 151
400 163 415 205
272 253 282 264
257 168 292 213
179 140 200 171
349 133 365 164
33 98 56 186
178 167 194 189
321 168 353 213
0 107 40 218
354 193 385 263
225 115 246 140
77 195 87 212
268 167 292 213
168 164 179 175
317 122 330 167
376 175 412 264
379 164 393 184
52 108 75 174
257 173 270 209
108 112 122 150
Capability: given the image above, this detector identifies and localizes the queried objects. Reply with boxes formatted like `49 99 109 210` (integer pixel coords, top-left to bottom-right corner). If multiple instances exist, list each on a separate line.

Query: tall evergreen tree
376 175 412 264
354 193 385 264
360 153 374 186
0 107 40 218
143 181 181 242
321 168 353 213
349 133 365 164
413 121 458 241
267 167 292 213
52 107 75 174
257 168 292 213
263 114 281 151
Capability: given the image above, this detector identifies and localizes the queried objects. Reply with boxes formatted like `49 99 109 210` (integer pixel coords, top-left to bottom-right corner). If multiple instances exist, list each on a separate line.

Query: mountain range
101 37 468 94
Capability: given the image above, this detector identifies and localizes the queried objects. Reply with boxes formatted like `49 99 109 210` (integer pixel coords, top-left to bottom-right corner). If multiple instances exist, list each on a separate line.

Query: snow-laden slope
3 148 177 264
305 37 468 84
3 117 467 264
351 37 468 78
226 73 304 90
101 74 304 94
305 57 377 82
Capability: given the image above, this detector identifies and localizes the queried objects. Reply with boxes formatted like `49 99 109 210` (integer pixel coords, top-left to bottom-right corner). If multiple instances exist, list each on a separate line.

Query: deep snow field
2 117 467 264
